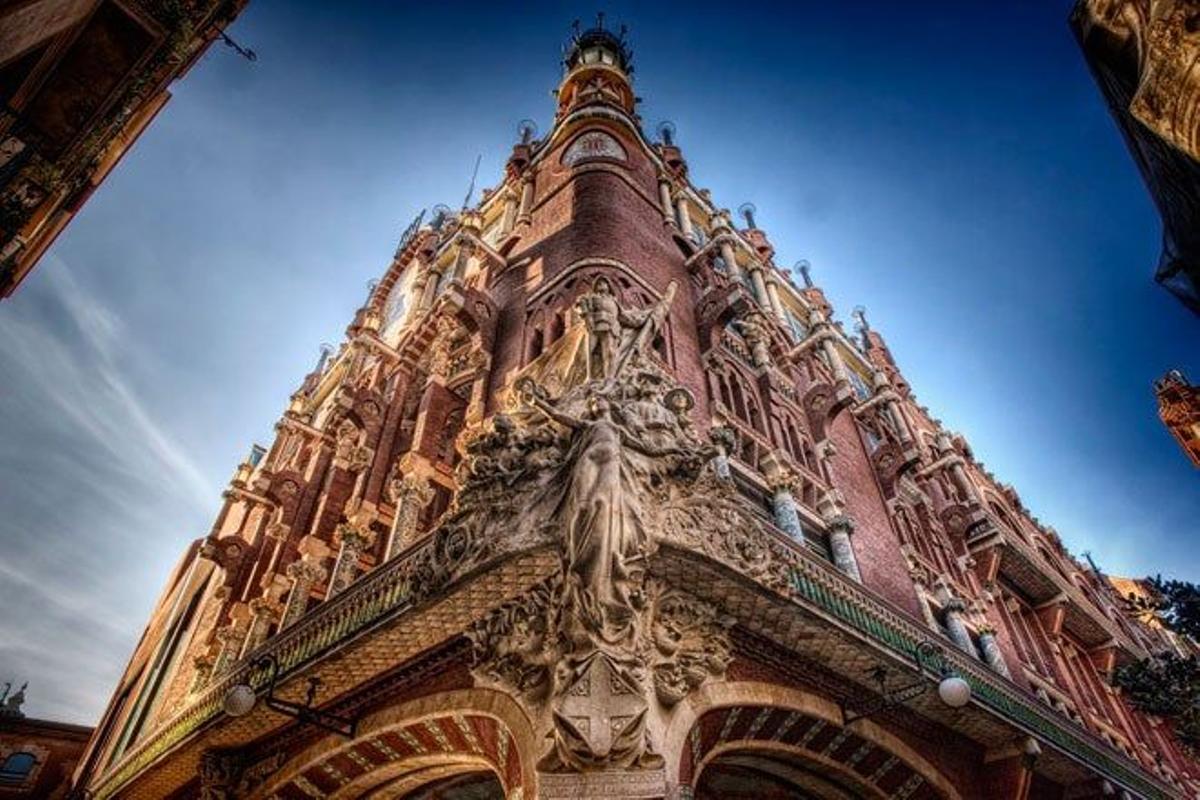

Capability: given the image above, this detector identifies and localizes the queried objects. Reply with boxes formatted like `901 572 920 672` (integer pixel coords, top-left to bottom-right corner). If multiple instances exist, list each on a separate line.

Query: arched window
0 752 35 784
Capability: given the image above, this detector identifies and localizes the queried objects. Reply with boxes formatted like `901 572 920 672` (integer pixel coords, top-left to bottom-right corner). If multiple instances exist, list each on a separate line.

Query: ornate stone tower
75 21 1200 800
1155 370 1200 467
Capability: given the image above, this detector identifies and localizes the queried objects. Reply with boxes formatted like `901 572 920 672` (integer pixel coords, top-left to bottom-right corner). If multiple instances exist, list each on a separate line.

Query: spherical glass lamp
222 683 257 718
937 674 972 708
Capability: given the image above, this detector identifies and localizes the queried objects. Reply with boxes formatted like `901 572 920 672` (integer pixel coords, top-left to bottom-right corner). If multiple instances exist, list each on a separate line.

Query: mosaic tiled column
826 514 862 583
329 524 376 597
386 474 434 559
942 598 977 656
239 597 281 659
978 627 1012 678
769 476 804 542
281 558 326 628
212 624 246 676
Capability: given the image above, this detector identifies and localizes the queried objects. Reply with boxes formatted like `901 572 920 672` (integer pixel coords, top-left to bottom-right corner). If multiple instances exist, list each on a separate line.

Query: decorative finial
851 305 869 332
316 343 334 373
517 119 538 145
656 120 677 147
431 204 452 231
738 202 758 230
596 11 605 30
795 259 813 288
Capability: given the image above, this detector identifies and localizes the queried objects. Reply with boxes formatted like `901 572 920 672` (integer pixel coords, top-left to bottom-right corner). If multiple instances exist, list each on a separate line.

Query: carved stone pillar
281 559 326 628
978 627 1013 678
212 624 246 676
190 654 214 693
765 276 787 321
675 193 694 240
386 472 435 559
769 477 804 541
718 238 744 283
747 264 770 308
658 177 674 226
501 189 519 235
329 523 376 597
240 597 281 659
517 176 534 225
419 266 443 310
826 514 862 582
937 431 979 505
874 371 914 445
942 597 976 655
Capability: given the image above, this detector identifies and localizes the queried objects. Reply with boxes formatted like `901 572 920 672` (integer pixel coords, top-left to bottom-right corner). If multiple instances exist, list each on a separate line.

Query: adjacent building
1072 0 1200 315
74 22 1198 800
0 685 93 798
1155 370 1200 467
0 0 250 299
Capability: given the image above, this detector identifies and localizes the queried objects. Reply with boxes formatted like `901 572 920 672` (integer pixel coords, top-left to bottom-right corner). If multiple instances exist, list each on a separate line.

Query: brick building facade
75 22 1197 800
0 686 92 799
0 0 250 299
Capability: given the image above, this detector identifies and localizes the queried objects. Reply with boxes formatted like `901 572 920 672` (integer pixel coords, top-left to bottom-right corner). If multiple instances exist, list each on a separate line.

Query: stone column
765 276 787 321
329 523 376 597
718 238 745 283
212 624 246 676
746 264 770 308
419 265 443 310
874 371 914 445
819 333 851 386
769 476 804 541
386 473 435 559
239 597 280 659
517 176 534 225
826 515 862 582
281 558 326 628
658 177 674 226
936 432 980 505
675 194 694 240
501 189 519 235
942 598 977 655
978 627 1013 678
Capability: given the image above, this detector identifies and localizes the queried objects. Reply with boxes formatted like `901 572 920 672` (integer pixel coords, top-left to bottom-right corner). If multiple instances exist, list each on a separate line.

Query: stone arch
255 688 536 800
664 681 962 800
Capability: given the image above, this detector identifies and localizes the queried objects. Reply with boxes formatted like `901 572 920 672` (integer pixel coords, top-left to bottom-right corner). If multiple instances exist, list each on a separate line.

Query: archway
255 690 533 800
667 684 961 800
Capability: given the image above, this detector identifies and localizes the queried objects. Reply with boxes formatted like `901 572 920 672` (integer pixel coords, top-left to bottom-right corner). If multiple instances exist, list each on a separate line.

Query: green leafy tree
1113 576 1200 753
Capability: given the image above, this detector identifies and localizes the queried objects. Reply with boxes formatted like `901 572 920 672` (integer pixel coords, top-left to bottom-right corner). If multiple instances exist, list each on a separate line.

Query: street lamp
842 641 972 724
222 655 358 738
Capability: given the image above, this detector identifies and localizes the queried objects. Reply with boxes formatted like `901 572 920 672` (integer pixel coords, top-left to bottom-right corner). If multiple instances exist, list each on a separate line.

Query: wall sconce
843 641 972 724
1022 736 1043 769
222 654 358 738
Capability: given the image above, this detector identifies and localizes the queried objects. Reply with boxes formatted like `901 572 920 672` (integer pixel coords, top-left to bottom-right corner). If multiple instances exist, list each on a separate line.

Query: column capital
286 558 327 584
334 522 376 551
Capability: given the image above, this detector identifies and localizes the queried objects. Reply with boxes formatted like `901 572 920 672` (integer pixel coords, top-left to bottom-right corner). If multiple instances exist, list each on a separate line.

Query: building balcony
88 474 1178 800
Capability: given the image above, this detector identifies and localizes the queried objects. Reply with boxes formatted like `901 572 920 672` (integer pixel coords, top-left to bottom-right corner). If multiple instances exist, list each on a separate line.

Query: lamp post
222 654 358 738
842 641 971 724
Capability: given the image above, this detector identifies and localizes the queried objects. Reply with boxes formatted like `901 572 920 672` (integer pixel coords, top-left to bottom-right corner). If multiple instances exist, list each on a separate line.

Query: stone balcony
88 477 1178 800
967 515 1142 659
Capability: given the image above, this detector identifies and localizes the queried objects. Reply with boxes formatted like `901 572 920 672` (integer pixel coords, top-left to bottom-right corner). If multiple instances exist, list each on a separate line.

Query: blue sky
0 2 1196 724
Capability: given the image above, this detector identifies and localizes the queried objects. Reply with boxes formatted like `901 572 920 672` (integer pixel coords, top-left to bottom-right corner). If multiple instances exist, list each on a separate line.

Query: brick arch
664 682 961 800
254 689 534 800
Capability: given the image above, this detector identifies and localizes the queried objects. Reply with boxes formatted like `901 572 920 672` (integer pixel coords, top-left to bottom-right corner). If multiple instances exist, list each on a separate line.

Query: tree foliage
1113 576 1200 754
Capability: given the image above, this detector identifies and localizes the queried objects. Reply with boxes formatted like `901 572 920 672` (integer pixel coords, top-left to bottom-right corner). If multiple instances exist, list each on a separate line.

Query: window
847 369 871 400
0 752 36 784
